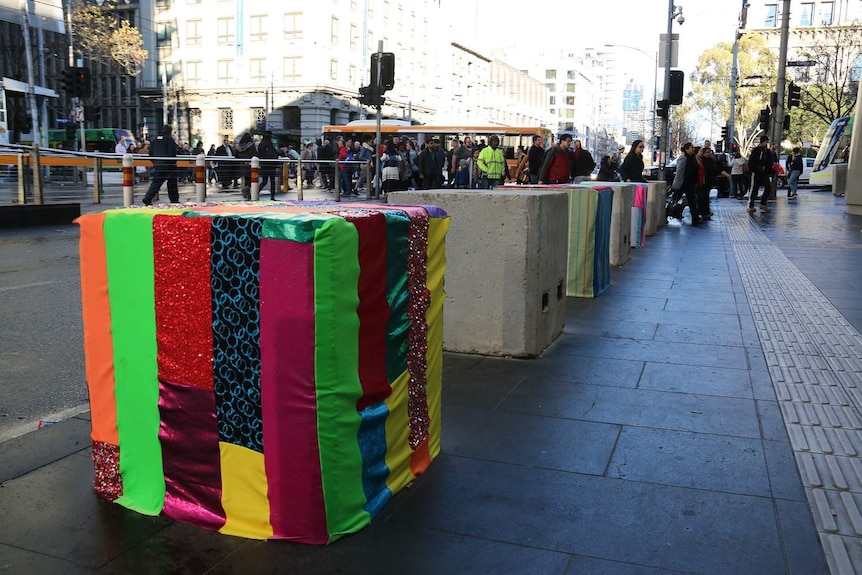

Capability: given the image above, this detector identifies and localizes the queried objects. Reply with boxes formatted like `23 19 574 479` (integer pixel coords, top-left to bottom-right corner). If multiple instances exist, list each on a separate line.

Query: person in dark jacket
235 132 256 200
215 136 237 189
257 131 280 199
786 147 803 199
597 155 618 181
526 135 546 184
142 125 179 205
619 140 646 182
747 135 774 212
698 147 717 220
571 139 596 180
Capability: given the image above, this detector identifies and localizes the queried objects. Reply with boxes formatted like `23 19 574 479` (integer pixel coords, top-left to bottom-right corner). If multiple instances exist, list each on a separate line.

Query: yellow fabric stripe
218 442 273 540
425 217 450 459
383 370 414 494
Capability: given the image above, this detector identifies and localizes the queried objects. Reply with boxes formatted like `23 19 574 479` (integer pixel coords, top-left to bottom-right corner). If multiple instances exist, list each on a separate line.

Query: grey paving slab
0 543 98 575
638 362 752 399
475 354 646 389
0 454 170 569
502 378 763 438
606 426 771 496
0 416 91 483
441 372 524 410
652 321 745 347
563 318 658 341
442 405 621 475
389 456 791 575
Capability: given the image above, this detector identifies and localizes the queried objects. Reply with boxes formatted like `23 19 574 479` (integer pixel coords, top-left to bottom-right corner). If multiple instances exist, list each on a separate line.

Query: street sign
75 105 84 122
787 60 816 67
658 34 679 68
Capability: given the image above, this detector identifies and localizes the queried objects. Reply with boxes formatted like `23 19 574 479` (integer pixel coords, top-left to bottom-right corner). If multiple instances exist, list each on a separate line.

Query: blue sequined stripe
211 216 264 453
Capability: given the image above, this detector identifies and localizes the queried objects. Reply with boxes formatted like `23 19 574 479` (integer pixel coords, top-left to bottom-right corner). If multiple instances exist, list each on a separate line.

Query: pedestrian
318 138 335 191
729 150 746 199
619 140 646 183
257 131 280 199
538 133 574 185
747 135 774 213
215 136 237 189
301 142 317 188
526 135 546 184
571 139 596 181
417 138 445 189
597 155 618 181
476 135 510 189
142 125 179 205
380 139 403 195
786 147 803 199
671 142 701 226
114 136 127 155
337 137 357 196
235 132 256 200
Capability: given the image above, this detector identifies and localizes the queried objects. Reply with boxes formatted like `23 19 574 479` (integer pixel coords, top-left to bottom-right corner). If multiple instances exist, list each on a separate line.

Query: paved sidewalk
0 188 860 574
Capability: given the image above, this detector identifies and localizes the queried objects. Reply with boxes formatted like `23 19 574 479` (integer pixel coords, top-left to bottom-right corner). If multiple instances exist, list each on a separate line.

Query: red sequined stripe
92 440 123 502
405 214 431 449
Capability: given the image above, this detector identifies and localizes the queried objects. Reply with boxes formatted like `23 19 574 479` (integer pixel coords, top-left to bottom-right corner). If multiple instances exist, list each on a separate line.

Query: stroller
666 187 688 221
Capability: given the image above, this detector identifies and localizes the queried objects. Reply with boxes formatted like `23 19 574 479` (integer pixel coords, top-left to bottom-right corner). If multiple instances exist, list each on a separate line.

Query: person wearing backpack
257 131 280 199
380 139 403 195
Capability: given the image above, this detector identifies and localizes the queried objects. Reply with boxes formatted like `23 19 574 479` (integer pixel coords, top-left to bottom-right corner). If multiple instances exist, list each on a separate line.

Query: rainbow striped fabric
76 202 449 543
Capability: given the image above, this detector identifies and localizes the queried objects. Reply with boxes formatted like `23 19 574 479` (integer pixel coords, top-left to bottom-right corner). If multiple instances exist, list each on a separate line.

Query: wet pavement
0 186 860 574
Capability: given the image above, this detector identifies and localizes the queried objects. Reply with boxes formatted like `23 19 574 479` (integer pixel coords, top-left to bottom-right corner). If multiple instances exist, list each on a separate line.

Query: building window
283 56 301 81
764 4 777 27
186 19 201 46
566 96 575 106
219 108 233 132
250 58 266 83
566 83 576 92
851 54 862 82
799 3 813 25
156 22 171 47
185 61 201 86
545 70 556 79
350 24 357 49
549 108 556 115
349 64 356 83
567 70 577 80
545 83 555 92
549 96 556 105
383 0 390 26
250 15 267 41
217 18 235 45
251 107 266 128
331 17 339 44
330 59 338 81
284 12 302 40
819 2 834 25
217 60 233 82
189 108 201 135
565 109 575 119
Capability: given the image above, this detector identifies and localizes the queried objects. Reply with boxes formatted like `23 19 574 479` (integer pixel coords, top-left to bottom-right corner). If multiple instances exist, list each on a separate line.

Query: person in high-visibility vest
476 135 510 189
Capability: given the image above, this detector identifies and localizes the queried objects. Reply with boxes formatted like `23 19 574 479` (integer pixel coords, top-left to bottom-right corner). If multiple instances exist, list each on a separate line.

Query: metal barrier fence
0 143 374 206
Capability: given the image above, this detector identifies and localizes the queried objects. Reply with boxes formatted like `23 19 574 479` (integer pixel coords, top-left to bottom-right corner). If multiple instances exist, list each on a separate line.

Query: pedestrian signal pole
375 41 383 192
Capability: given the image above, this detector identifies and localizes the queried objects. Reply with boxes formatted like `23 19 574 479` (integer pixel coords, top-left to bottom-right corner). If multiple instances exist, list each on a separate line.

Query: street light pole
660 0 674 167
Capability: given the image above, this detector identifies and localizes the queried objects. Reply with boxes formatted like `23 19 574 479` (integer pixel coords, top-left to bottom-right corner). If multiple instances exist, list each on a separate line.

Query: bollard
334 161 342 201
17 153 26 204
122 153 134 207
296 157 303 201
31 143 44 205
195 153 206 202
93 157 103 204
250 156 260 201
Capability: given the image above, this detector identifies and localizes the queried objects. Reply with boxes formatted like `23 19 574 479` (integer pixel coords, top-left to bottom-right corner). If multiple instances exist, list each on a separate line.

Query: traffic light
370 52 395 91
759 107 771 131
715 140 724 153
656 99 670 118
787 82 802 108
358 85 385 107
720 125 728 141
668 70 684 105
74 67 91 98
61 66 91 98
783 114 791 131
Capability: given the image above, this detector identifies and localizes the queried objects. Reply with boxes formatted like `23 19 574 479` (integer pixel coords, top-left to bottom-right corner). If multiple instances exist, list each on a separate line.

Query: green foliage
72 0 146 76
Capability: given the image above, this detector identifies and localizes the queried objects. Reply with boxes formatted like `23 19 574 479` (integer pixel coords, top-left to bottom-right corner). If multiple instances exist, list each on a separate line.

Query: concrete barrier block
579 182 634 266
388 189 568 358
646 181 667 235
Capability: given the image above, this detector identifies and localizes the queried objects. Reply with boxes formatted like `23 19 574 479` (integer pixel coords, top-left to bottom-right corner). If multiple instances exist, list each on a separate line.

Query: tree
71 0 146 76
792 23 862 129
688 35 777 156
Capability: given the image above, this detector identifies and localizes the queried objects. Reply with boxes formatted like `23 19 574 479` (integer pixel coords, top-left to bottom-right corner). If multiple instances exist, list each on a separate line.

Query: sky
472 0 741 75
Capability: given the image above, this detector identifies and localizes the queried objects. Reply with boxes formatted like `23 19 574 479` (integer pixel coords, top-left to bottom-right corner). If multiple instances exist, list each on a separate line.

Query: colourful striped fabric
76 203 448 543
565 186 613 298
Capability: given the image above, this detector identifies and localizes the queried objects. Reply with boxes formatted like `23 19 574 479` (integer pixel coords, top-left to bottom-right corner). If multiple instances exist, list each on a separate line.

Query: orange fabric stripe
77 214 118 444
409 437 432 476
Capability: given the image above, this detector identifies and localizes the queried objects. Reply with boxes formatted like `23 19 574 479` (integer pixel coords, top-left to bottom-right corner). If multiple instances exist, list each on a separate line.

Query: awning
2 77 58 98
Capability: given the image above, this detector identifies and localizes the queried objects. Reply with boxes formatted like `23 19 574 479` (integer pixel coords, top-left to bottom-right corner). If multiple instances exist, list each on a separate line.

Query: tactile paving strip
722 203 862 575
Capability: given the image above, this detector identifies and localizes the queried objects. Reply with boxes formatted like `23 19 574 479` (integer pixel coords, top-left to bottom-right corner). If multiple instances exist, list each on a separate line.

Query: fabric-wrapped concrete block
76 202 449 543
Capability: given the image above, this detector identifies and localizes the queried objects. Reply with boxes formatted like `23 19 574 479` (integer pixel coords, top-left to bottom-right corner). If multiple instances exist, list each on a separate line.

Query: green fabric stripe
103 212 165 515
383 211 411 383
313 217 369 535
261 212 336 242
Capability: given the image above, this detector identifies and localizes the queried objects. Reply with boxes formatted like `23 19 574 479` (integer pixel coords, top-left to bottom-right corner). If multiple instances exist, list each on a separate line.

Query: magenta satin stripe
260 238 327 540
158 379 226 531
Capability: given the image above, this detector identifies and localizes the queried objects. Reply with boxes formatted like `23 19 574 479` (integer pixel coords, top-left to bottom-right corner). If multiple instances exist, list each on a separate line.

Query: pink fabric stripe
260 238 327 541
158 379 226 531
